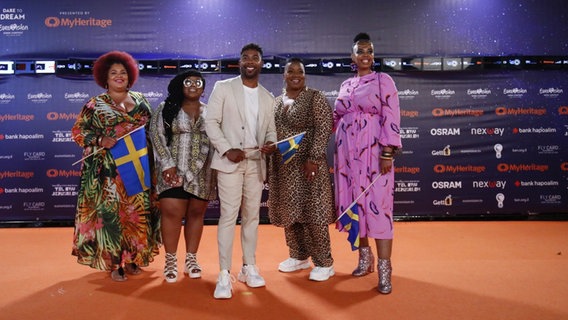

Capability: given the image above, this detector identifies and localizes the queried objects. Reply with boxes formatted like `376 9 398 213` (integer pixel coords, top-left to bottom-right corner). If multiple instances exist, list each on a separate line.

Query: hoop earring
350 63 358 72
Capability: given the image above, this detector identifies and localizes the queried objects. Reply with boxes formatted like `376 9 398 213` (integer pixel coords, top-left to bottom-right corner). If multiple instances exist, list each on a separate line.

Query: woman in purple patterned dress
334 33 402 294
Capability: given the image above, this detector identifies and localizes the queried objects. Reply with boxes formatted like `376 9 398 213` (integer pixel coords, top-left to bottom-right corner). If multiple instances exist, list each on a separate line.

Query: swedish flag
276 132 305 164
110 127 151 196
338 203 360 251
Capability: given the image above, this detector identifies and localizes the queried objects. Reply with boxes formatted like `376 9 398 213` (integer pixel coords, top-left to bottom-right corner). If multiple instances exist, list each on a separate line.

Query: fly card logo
23 202 45 211
24 151 46 161
540 194 562 205
537 145 559 155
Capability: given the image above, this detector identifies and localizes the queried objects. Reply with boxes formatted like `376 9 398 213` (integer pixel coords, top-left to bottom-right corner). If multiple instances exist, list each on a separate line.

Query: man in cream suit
205 43 277 299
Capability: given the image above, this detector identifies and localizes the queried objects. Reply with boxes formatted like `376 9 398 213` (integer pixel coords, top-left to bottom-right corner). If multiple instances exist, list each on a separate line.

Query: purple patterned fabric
333 72 402 240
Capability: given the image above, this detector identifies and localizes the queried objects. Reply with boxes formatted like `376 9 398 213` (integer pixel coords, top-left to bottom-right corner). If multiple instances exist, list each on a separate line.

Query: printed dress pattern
334 72 402 240
71 91 160 270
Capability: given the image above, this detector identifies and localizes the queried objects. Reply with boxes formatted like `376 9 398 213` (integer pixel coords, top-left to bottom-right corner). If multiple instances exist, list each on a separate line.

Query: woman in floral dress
71 51 160 281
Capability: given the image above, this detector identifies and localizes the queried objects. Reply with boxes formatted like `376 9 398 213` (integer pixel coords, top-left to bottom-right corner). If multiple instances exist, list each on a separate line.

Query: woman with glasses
150 70 217 283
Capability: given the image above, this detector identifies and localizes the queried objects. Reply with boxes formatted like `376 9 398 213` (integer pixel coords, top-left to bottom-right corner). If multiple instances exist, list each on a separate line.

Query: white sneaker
278 257 311 272
309 266 335 281
213 270 234 299
237 265 266 288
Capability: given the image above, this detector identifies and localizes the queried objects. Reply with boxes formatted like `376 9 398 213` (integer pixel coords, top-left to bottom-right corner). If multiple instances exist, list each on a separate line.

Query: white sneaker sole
214 289 232 299
237 274 266 287
309 269 335 281
278 261 311 273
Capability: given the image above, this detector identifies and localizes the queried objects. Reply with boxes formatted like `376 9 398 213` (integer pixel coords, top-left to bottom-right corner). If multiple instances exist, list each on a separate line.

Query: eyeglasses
183 79 204 88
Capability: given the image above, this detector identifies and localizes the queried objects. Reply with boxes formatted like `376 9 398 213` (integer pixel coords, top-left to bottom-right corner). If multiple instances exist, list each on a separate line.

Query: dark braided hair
162 70 205 145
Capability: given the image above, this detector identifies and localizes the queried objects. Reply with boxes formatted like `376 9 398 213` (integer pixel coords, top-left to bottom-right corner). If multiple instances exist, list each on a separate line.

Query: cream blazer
205 75 277 180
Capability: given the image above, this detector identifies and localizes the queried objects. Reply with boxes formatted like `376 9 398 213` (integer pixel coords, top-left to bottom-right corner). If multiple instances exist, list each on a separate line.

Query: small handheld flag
338 203 360 251
336 172 384 251
276 132 305 164
109 127 151 196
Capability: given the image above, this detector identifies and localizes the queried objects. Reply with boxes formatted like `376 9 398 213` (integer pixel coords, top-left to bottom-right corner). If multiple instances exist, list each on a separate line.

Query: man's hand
260 141 276 154
225 149 246 163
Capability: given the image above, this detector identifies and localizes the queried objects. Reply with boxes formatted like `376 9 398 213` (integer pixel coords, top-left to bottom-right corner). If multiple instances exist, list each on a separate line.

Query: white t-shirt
243 85 259 148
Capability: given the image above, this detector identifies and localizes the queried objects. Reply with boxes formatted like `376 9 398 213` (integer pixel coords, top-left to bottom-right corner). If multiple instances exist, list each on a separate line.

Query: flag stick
336 172 383 222
244 131 306 156
72 125 145 166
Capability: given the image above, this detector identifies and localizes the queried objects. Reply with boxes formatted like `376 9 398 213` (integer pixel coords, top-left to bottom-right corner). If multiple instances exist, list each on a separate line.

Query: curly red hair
92 51 139 89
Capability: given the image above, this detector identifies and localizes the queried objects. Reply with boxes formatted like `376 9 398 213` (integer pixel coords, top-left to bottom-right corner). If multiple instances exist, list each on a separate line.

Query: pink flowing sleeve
379 73 402 149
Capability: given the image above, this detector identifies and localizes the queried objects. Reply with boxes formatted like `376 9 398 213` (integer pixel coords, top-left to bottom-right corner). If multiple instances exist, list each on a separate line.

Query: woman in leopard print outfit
268 58 336 282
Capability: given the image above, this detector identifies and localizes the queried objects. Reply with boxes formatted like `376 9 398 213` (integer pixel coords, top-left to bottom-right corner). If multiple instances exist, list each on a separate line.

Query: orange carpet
1 221 567 320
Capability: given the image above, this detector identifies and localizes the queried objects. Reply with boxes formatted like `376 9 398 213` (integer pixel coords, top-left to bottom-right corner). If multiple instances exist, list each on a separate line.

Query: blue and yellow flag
110 128 151 196
277 132 305 164
338 203 360 251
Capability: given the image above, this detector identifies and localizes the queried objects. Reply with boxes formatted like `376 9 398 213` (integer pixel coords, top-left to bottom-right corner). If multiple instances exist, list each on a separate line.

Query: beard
240 65 260 80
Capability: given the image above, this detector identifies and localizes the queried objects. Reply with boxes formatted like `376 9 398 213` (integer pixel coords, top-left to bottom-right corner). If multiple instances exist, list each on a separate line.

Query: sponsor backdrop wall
1 0 567 223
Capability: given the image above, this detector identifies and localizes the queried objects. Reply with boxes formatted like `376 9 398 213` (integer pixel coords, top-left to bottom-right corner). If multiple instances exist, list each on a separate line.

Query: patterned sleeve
309 90 333 160
149 101 175 171
379 73 402 149
71 97 99 148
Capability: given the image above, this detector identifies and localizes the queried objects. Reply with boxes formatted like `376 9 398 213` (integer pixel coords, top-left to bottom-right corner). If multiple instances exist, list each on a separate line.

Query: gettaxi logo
495 107 547 116
559 106 568 115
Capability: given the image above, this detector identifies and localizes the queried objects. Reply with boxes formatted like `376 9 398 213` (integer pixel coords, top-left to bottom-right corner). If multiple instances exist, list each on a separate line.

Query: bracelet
97 135 103 146
381 152 393 158
380 155 393 160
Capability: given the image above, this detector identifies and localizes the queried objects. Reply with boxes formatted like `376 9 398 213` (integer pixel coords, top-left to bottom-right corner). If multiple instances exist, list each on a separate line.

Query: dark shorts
158 187 207 202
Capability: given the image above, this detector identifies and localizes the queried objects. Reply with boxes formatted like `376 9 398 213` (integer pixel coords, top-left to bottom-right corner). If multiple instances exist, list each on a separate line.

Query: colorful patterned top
334 72 402 240
71 91 160 270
